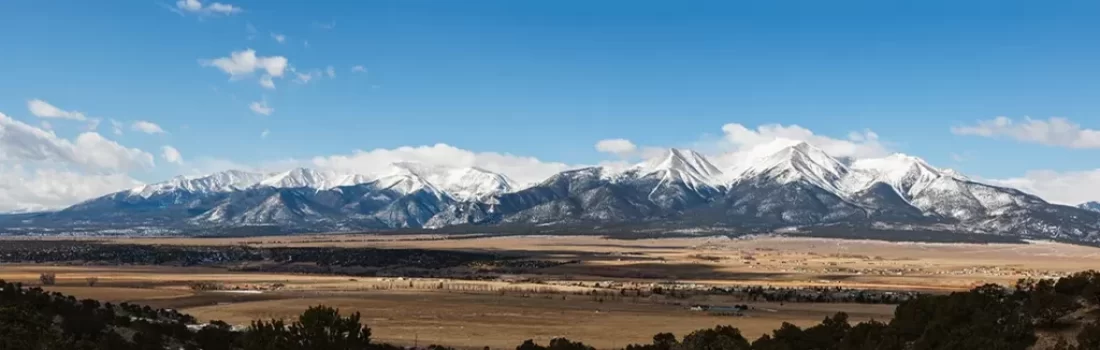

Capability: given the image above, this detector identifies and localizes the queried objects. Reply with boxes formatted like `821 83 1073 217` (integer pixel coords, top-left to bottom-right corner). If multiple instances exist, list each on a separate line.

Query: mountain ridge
1081 201 1100 213
6 141 1100 244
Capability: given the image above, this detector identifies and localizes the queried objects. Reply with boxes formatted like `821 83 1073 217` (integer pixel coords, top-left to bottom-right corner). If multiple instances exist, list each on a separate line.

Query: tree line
3 270 1100 349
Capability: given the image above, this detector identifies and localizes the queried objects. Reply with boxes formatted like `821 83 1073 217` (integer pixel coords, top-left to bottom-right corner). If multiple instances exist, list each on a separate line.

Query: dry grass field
0 265 893 349
101 234 1100 289
3 234 1100 348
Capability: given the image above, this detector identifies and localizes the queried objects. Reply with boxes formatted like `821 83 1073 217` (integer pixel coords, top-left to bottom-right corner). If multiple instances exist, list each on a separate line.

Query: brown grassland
3 234 1100 348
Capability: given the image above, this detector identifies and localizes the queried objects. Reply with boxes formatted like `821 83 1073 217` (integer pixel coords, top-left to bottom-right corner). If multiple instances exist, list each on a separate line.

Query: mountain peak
852 153 940 176
749 140 843 173
380 162 513 201
625 148 724 190
129 169 267 197
258 168 333 189
1080 201 1100 212
639 148 722 176
788 140 814 151
847 153 952 200
732 140 850 194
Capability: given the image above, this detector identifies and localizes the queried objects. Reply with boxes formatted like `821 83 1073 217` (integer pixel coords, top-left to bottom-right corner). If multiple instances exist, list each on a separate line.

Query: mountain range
4 139 1099 243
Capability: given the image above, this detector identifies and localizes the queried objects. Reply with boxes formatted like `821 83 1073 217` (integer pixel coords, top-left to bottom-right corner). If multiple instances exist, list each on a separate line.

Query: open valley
4 234 1100 348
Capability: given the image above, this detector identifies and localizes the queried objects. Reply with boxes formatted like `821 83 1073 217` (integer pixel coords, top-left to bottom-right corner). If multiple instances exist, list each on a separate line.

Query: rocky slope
1080 201 1100 213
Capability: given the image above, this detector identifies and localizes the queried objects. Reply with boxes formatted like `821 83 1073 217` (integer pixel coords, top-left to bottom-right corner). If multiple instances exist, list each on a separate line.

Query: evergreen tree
287 305 372 350
681 325 752 350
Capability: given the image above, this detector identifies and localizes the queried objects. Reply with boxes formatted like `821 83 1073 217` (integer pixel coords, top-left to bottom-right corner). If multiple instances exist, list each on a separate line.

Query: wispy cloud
27 99 87 121
594 139 638 157
174 0 242 16
952 116 1100 149
202 49 288 78
259 75 276 89
245 22 257 40
351 65 367 73
271 33 286 44
201 49 288 88
249 100 274 116
990 169 1100 205
109 119 124 135
293 69 323 84
131 121 166 134
162 145 184 164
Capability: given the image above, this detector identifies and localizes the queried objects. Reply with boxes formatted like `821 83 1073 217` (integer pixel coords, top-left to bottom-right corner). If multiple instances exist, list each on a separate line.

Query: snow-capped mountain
129 170 268 198
255 168 377 190
247 164 513 201
612 149 725 210
387 162 514 201
849 154 944 198
257 168 339 189
1081 201 1100 212
716 141 868 225
733 141 852 196
617 149 724 188
9 141 1100 244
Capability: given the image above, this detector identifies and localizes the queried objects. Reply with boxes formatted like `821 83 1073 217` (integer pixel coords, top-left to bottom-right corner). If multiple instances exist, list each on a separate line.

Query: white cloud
351 65 367 73
40 121 52 130
73 133 156 170
249 100 273 116
0 165 141 212
595 138 638 157
325 65 336 78
720 123 888 158
989 169 1100 205
259 75 276 89
162 146 183 165
952 116 1100 149
708 123 890 167
201 49 289 89
109 119 124 135
85 118 101 132
310 143 574 186
206 2 240 14
0 112 154 171
182 156 260 178
176 0 202 11
271 33 286 43
294 70 322 84
0 112 156 211
131 121 166 134
260 129 270 139
175 0 242 15
27 99 87 121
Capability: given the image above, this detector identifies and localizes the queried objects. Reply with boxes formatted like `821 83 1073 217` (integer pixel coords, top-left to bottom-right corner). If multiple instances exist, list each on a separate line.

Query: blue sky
1 0 1099 209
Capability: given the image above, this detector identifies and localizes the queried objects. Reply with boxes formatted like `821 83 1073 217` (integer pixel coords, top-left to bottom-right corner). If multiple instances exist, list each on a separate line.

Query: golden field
3 234 1100 348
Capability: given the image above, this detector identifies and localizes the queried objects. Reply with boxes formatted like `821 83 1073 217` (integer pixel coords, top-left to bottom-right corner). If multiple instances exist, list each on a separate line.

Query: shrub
39 273 56 286
188 281 224 291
